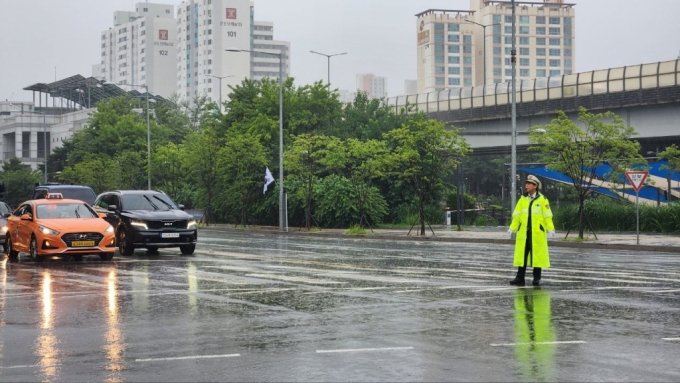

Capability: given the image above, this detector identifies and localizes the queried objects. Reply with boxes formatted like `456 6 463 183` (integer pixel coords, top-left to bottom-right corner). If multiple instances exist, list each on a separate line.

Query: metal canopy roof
23 75 168 109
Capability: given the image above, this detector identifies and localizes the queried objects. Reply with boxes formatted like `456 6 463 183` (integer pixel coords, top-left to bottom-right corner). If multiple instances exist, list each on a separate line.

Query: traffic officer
507 175 555 286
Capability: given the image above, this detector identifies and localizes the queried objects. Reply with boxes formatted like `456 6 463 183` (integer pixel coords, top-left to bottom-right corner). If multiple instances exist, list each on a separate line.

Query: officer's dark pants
516 234 542 281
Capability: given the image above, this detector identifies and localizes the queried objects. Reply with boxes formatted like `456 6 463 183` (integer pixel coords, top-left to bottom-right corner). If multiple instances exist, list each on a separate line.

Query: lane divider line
316 347 414 354
491 341 586 347
662 338 680 341
0 364 42 369
135 353 241 362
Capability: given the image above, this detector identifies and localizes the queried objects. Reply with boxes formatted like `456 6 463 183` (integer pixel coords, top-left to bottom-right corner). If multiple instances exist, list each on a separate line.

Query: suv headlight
39 225 60 235
130 219 148 230
104 225 114 234
187 221 197 229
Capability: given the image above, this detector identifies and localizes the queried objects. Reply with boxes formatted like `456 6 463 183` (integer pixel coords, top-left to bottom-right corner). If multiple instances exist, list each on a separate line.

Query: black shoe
509 278 525 286
532 279 540 286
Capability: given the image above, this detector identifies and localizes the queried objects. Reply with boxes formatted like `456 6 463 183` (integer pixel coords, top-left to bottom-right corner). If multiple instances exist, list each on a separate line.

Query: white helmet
526 174 542 189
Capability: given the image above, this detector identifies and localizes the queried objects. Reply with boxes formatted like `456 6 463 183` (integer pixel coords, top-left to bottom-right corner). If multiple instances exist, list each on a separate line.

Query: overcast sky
1 0 679 101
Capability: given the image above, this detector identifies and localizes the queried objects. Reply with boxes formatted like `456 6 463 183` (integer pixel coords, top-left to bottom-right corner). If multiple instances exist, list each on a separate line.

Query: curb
199 226 680 254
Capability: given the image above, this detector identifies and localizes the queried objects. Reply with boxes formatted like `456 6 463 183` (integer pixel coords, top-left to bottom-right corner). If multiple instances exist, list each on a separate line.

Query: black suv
93 190 197 256
33 184 97 206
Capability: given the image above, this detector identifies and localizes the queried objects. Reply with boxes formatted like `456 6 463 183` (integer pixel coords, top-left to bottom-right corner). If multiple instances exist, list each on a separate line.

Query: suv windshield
36 203 98 219
121 194 178 211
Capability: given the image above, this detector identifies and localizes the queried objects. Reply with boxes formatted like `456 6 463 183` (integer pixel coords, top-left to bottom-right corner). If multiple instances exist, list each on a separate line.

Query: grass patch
345 225 368 235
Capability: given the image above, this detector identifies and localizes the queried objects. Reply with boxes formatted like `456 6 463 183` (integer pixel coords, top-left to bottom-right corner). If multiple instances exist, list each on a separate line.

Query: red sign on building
226 8 237 19
159 30 168 40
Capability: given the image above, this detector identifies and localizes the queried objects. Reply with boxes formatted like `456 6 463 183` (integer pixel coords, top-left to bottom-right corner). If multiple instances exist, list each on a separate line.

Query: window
520 69 529 77
505 47 512 55
463 45 472 54
435 23 445 31
435 44 445 53
519 47 529 55
448 78 460 86
448 67 460 75
519 16 529 24
536 37 545 45
565 59 572 67
549 27 560 35
143 7 148 12
549 48 561 56
549 17 560 25
141 66 145 72
448 56 460 64
537 69 546 77
435 55 445 63
493 68 502 76
564 26 572 35
493 25 501 34
505 26 513 34
536 58 546 66
565 49 572 56
435 77 445 85
549 38 560 45
549 59 560 67
463 78 472 86
536 16 545 24
493 15 501 23
464 56 472 64
435 66 445 75
520 37 529 45
463 35 472 43
505 58 512 66
550 69 561 76
537 48 546 56
520 58 529 66
536 27 545 35
505 15 513 23
464 67 472 75
564 38 572 46
519 26 529 34
564 17 572 25
448 23 459 32
435 34 444 43
493 46 501 55
448 34 460 43
141 48 144 53
493 36 501 44
493 57 501 65
505 36 512 44
448 45 460 53
505 69 512 76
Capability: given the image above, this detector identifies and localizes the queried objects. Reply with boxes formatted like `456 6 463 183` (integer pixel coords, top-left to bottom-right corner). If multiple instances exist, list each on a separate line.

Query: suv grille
147 220 188 230
61 233 105 247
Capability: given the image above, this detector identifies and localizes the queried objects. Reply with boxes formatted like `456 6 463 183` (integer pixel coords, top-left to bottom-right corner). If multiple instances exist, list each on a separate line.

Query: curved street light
309 51 347 86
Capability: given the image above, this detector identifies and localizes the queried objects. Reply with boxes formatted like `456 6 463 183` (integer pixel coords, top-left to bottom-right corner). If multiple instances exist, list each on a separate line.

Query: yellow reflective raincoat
509 193 555 268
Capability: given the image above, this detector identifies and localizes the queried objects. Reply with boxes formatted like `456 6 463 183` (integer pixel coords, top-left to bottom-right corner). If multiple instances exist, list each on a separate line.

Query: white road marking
662 338 680 341
0 364 42 369
135 353 241 362
316 347 414 354
491 341 586 347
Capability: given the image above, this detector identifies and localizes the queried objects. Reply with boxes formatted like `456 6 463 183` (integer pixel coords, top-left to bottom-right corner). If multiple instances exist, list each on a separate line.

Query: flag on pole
263 167 275 194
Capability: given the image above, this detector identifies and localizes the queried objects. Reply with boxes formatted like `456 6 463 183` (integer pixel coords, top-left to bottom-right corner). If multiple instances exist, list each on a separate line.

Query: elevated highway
386 59 680 155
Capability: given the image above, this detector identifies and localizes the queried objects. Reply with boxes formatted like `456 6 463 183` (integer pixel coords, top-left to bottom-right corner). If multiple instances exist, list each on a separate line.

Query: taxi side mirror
178 204 185 211
107 205 118 212
2 213 10 218
20 214 32 221
98 212 108 219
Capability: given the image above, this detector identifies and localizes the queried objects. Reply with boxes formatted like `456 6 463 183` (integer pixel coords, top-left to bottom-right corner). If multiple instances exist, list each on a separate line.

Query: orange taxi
5 193 116 262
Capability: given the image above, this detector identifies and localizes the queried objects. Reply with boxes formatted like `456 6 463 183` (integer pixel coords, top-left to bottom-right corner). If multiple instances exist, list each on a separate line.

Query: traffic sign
625 171 648 193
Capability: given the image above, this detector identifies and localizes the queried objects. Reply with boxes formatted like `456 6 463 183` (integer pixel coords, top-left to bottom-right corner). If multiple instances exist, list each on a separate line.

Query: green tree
183 127 224 224
0 158 41 206
384 117 471 235
528 107 642 238
284 134 340 230
339 92 412 141
59 156 121 194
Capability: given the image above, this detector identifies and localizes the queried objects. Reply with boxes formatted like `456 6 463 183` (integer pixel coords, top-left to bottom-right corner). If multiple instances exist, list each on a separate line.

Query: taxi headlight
39 225 60 235
104 225 114 234
187 220 197 229
1 226 8 234
130 219 148 230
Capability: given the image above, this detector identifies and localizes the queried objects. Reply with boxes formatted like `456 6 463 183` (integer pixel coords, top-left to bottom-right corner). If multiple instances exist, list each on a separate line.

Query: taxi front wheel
30 236 44 263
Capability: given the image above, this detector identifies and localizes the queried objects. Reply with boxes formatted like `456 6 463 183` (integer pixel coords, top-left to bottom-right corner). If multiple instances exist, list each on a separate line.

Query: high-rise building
416 0 576 93
356 74 387 99
94 2 177 98
176 0 290 105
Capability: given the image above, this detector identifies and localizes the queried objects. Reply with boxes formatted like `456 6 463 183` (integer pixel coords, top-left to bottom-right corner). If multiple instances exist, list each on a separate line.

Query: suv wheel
6 238 18 260
180 244 195 256
118 229 135 256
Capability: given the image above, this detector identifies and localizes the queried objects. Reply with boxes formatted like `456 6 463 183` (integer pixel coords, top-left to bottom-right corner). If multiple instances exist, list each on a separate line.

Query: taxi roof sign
625 171 648 193
45 192 64 199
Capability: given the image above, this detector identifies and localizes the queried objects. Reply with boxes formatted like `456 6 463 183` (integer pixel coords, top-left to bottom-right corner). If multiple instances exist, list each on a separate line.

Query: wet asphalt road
1 229 679 382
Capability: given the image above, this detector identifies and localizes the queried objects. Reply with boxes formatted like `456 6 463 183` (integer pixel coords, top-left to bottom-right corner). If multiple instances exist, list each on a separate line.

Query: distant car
5 193 116 262
32 184 97 206
93 190 197 256
0 201 13 246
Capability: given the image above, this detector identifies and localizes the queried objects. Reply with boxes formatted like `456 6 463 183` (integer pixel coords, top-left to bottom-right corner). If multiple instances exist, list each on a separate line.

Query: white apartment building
417 0 576 93
176 0 290 106
94 2 177 98
356 74 387 99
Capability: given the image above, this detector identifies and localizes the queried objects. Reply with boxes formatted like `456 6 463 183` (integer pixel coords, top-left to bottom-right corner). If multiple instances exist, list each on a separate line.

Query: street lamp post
226 47 287 231
309 51 347 86
205 74 234 112
464 19 502 86
510 0 518 211
118 83 151 190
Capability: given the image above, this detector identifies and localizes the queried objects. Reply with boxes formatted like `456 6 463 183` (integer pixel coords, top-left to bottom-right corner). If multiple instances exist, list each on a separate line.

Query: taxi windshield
36 203 98 219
